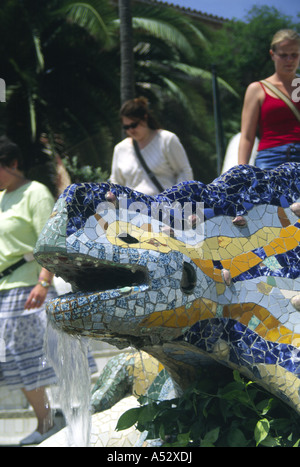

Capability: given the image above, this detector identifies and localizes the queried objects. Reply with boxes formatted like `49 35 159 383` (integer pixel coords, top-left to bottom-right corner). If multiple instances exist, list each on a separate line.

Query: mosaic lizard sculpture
35 162 300 414
90 350 172 413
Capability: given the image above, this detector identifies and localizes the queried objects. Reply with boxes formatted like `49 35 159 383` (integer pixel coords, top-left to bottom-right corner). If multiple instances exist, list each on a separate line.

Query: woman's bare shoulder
246 81 263 93
244 81 265 103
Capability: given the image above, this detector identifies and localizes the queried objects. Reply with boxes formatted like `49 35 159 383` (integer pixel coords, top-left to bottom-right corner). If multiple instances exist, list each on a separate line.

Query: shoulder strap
132 139 165 193
260 79 300 122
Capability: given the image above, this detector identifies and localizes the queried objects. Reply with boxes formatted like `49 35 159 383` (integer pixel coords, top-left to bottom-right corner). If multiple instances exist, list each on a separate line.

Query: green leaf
28 94 36 142
254 418 270 446
138 404 159 423
201 397 211 418
177 432 191 446
57 1 113 45
159 423 165 440
220 381 244 394
293 438 300 447
256 398 274 416
227 427 249 447
260 435 281 447
201 427 220 446
270 417 293 432
116 407 141 431
132 17 195 60
219 382 250 405
233 370 244 384
32 30 44 72
200 441 215 447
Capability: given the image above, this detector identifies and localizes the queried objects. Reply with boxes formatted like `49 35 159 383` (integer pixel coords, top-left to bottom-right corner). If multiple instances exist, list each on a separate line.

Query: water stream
45 323 92 447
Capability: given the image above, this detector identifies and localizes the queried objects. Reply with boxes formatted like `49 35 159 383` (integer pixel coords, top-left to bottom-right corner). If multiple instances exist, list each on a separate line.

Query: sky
168 0 299 21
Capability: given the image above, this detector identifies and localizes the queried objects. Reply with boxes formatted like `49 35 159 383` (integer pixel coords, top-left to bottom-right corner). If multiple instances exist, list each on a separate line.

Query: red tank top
258 83 300 151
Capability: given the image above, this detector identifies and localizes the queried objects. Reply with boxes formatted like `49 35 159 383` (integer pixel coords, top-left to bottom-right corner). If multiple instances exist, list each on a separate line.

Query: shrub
116 366 300 447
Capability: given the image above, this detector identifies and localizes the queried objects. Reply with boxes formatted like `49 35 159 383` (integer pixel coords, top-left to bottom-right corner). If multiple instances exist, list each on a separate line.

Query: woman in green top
0 136 58 444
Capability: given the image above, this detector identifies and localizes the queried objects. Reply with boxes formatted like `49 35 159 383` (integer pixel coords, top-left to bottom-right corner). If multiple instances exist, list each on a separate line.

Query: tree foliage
116 366 300 447
0 2 298 188
0 0 231 185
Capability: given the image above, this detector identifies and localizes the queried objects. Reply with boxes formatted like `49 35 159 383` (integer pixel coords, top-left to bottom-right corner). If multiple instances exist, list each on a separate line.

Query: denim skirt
255 142 300 170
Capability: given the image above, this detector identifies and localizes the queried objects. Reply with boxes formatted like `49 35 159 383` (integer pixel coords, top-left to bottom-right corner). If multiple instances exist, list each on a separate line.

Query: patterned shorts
0 286 58 391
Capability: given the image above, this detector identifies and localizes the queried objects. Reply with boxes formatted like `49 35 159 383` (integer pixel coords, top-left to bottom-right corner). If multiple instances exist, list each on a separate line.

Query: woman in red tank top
238 29 300 170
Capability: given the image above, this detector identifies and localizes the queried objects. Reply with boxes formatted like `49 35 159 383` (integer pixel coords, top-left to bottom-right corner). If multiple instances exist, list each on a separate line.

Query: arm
25 192 55 309
25 268 54 309
238 82 263 165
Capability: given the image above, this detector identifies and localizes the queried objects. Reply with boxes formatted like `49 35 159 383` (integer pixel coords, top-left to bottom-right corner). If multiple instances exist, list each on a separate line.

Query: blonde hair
270 29 300 51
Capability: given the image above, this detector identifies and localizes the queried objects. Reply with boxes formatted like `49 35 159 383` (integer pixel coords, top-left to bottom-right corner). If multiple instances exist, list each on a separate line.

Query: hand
25 283 49 309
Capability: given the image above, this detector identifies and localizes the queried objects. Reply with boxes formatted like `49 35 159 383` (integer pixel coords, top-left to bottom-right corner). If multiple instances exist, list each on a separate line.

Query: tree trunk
118 0 135 105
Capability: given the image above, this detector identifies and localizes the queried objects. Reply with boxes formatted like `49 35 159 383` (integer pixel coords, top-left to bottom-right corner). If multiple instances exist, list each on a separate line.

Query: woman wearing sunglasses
110 97 193 195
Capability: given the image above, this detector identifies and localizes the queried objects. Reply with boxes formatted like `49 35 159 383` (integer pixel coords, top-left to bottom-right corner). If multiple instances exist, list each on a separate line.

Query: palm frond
186 21 209 47
162 61 240 97
140 76 191 112
32 30 44 73
138 59 239 98
55 1 114 45
132 17 195 60
131 3 210 57
28 93 36 142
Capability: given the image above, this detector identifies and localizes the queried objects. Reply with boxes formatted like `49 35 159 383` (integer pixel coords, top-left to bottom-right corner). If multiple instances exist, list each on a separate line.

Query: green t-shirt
0 181 55 291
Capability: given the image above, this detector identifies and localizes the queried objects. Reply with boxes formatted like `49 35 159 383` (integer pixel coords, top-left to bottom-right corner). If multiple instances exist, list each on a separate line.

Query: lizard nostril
118 233 139 244
180 261 197 294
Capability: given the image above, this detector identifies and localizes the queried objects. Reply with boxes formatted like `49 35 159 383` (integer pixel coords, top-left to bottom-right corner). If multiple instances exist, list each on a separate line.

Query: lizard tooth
291 295 300 311
232 216 247 227
290 203 300 217
221 268 232 286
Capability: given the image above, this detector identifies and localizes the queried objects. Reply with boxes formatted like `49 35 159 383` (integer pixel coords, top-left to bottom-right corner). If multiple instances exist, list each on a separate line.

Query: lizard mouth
37 252 197 296
37 252 149 294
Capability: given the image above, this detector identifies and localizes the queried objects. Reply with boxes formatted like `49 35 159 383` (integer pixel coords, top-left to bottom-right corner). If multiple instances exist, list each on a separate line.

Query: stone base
39 396 141 447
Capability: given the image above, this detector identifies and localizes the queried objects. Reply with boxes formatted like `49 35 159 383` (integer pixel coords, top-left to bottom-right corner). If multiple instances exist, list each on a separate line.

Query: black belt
0 258 27 279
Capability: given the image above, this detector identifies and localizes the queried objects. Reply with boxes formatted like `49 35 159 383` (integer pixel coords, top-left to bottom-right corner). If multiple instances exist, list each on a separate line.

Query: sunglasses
123 121 140 131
